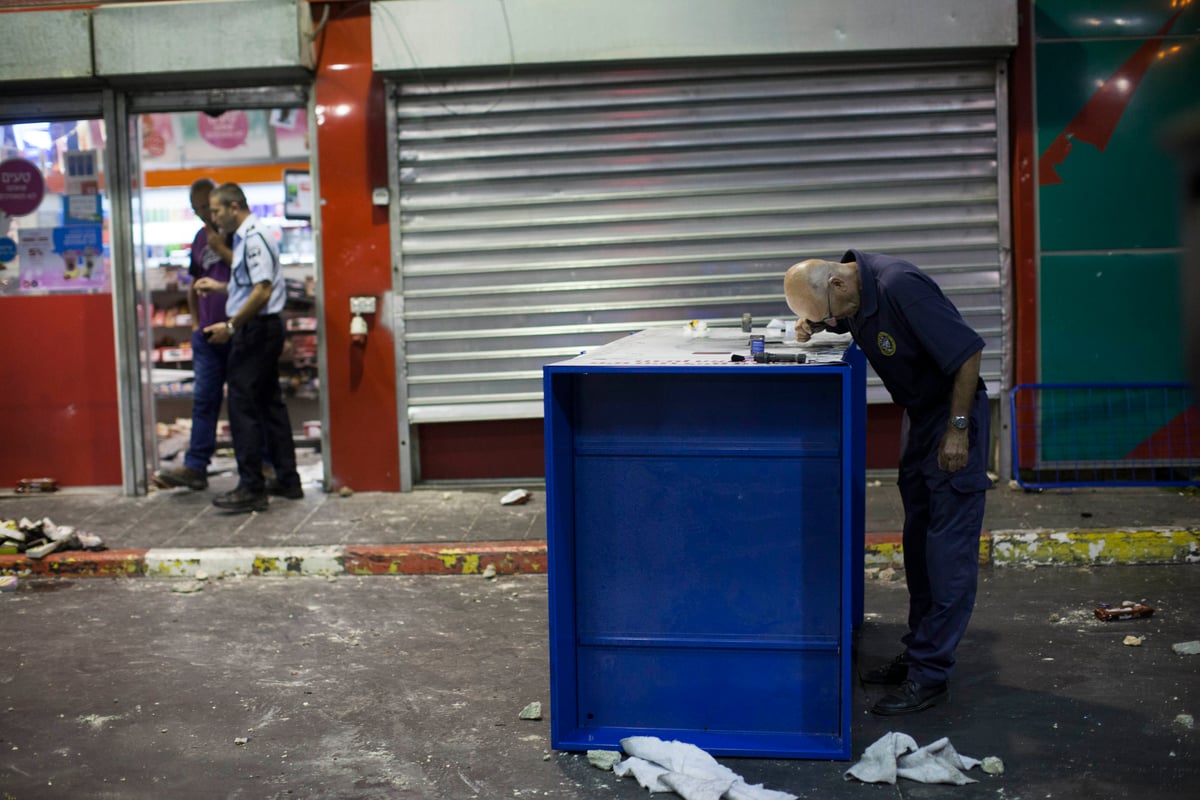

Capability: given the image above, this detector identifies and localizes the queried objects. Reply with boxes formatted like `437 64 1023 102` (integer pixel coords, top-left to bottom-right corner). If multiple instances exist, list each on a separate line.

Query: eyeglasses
806 281 835 332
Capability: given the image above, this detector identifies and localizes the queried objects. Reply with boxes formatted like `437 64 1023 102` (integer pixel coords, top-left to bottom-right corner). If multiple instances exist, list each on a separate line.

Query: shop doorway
131 106 325 491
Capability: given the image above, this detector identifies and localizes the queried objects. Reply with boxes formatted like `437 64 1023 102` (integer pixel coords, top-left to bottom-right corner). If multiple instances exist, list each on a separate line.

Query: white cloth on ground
613 737 797 800
844 732 982 785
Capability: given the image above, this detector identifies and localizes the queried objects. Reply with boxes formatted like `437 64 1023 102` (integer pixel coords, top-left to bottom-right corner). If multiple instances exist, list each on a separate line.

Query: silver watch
950 415 968 430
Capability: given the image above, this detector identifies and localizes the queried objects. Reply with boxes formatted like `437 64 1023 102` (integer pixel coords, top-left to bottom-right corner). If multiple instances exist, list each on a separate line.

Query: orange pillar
313 5 401 490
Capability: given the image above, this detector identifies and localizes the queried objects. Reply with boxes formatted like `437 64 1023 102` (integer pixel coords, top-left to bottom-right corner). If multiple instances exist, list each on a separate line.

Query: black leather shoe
212 487 268 513
266 479 304 500
860 654 908 685
154 466 208 491
870 679 949 716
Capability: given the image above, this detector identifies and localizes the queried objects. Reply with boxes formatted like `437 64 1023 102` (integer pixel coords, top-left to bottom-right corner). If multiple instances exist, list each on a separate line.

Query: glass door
131 105 324 491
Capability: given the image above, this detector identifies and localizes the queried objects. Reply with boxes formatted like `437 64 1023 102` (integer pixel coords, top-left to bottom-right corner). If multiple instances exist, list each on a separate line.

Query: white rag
844 732 982 785
612 736 797 800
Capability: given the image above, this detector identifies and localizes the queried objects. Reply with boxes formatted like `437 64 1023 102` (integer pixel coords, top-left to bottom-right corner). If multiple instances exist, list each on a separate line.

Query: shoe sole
212 499 268 513
869 688 949 716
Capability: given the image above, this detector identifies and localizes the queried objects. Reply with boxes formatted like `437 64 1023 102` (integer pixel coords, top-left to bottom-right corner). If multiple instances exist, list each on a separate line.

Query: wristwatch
950 415 968 430
225 321 235 335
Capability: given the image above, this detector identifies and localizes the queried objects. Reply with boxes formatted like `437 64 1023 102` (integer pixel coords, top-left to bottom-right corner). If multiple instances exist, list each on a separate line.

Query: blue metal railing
1010 382 1200 489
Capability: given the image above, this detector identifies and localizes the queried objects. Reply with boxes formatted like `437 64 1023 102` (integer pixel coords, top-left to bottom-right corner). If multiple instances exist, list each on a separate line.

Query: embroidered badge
877 331 897 356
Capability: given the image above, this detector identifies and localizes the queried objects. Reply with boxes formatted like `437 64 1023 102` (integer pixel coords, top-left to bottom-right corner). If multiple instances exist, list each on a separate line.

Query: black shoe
154 466 208 491
860 653 908 685
212 487 268 513
870 679 949 716
266 479 304 500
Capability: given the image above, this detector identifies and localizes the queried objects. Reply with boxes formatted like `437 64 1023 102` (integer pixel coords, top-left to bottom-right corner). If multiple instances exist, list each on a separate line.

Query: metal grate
1010 383 1200 488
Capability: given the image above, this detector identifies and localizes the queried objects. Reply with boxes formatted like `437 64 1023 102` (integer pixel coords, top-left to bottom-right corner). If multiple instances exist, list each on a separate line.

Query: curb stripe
1 532 1195 579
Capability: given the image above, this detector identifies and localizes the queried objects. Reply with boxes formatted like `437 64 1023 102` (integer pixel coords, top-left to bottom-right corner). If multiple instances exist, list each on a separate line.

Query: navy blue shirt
834 250 985 414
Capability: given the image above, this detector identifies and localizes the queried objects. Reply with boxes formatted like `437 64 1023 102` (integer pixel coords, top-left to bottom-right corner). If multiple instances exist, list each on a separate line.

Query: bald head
783 259 843 319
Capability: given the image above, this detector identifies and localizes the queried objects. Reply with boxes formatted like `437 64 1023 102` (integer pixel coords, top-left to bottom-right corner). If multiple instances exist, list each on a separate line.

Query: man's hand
193 277 227 296
203 322 231 345
793 319 818 343
938 428 969 473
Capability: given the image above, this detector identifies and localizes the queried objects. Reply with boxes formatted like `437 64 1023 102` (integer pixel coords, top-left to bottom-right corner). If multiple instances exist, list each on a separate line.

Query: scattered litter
980 756 1005 776
0 576 17 592
587 749 622 770
867 480 883 488
1122 635 1144 647
171 581 206 594
614 736 796 800
1172 640 1200 655
1094 601 1154 621
878 567 898 582
1174 714 1194 730
500 488 532 506
481 563 497 580
338 486 354 498
0 516 106 560
845 732 984 786
195 570 209 581
518 701 542 720
15 477 58 494
234 737 248 746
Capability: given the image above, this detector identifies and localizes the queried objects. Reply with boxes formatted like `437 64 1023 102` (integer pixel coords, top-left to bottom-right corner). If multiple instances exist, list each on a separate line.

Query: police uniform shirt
225 213 286 319
840 249 985 414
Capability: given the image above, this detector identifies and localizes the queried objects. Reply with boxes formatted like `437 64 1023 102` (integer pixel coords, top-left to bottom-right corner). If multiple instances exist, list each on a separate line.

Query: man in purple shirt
155 179 234 490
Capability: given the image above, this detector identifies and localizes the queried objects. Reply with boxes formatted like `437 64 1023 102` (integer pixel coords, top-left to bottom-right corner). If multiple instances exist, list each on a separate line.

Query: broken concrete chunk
587 750 622 770
1122 635 1144 647
518 701 542 720
171 581 206 594
500 489 531 506
1172 640 1200 655
234 737 248 746
481 564 497 580
1174 714 1194 730
981 756 1005 775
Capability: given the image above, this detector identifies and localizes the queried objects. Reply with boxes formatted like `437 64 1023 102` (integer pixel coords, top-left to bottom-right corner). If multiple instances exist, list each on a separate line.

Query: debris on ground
15 477 58 494
1172 640 1200 655
500 488 532 506
1094 601 1155 621
481 563 497 580
233 737 248 746
845 732 984 786
338 485 354 497
587 749 622 770
613 736 797 799
171 581 206 594
0 575 17 592
1 517 107 559
518 701 542 720
980 756 1005 775
1174 714 1194 729
1123 635 1145 647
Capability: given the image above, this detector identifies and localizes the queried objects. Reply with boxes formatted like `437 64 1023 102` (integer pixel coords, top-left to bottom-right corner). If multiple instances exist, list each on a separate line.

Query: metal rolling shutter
393 59 1007 421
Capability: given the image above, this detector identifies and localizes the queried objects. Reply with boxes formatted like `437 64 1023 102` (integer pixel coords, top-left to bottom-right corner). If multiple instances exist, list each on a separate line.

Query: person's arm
937 349 982 473
207 224 233 265
187 281 201 331
203 281 272 344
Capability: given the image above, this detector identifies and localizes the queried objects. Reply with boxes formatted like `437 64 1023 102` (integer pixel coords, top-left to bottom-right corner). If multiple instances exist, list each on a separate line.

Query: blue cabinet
544 329 865 759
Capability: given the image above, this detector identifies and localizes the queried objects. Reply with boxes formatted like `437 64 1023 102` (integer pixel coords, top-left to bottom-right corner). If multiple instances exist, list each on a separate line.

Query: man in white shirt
196 182 302 512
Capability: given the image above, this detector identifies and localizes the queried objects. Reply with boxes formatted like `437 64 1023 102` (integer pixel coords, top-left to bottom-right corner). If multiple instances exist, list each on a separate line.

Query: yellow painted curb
990 528 1200 566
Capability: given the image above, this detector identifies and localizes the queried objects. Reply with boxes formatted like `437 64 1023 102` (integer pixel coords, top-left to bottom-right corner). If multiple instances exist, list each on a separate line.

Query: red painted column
312 5 401 490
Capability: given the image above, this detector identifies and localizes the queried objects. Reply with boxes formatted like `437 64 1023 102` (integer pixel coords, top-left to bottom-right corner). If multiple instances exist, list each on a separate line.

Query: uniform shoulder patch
877 331 897 356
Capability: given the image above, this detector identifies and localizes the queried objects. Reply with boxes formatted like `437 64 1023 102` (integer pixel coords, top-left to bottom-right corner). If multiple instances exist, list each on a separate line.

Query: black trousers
225 314 298 492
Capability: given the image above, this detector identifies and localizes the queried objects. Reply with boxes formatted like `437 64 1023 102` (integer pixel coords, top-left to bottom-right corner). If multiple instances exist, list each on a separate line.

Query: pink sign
196 111 250 150
0 159 46 217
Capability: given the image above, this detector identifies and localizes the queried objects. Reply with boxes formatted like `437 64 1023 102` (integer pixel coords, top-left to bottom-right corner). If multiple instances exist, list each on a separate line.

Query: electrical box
350 296 376 314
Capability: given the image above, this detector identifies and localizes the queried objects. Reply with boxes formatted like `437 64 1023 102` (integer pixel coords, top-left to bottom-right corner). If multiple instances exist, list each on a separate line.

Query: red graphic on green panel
1038 6 1187 185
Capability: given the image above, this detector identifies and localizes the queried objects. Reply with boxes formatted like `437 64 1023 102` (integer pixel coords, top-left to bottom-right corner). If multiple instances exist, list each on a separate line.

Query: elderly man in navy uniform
784 250 990 715
196 182 303 512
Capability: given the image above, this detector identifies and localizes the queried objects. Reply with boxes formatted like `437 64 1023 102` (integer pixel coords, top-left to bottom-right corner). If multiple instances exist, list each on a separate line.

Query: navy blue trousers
183 329 230 474
896 388 990 686
225 315 298 493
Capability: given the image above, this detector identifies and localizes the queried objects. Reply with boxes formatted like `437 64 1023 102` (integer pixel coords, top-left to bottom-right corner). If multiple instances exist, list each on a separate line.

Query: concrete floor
2 564 1196 799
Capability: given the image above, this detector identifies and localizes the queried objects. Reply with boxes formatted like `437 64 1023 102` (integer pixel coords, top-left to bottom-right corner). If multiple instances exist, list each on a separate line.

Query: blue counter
544 328 865 759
